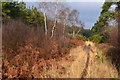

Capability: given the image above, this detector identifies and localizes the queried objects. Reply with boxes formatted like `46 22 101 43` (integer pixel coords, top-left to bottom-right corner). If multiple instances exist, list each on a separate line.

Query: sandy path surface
45 42 118 78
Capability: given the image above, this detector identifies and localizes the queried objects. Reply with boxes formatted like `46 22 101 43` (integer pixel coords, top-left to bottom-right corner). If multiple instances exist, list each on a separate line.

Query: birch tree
49 2 67 39
68 9 80 38
59 7 71 35
39 2 49 36
39 2 63 38
75 21 85 37
50 2 60 39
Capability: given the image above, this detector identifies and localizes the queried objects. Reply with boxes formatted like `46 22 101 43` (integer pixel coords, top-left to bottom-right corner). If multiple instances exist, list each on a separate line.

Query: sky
67 2 104 29
26 1 104 29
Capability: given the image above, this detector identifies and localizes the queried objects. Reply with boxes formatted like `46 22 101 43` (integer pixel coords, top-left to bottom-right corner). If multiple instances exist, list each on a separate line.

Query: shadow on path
81 51 90 78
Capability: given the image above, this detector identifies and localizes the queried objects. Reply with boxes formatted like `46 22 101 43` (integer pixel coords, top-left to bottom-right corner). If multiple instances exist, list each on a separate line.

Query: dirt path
45 41 118 78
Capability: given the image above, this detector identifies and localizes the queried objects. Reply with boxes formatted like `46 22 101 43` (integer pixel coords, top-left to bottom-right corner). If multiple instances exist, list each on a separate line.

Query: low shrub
67 33 73 39
95 50 106 63
109 26 119 47
2 19 71 60
89 34 105 44
2 20 29 59
74 35 87 41
69 40 85 46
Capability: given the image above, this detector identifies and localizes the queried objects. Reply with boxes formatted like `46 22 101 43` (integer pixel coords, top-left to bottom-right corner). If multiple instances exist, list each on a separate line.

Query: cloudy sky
67 2 104 29
26 1 105 29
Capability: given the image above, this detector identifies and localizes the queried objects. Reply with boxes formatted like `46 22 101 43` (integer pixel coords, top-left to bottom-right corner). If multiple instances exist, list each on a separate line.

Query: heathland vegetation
1 1 120 79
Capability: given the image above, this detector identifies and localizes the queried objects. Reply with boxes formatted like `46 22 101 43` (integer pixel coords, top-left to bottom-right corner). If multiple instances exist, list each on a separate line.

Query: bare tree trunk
50 4 58 39
72 30 75 38
75 28 82 37
63 19 66 35
43 12 47 36
63 13 69 38
50 18 57 39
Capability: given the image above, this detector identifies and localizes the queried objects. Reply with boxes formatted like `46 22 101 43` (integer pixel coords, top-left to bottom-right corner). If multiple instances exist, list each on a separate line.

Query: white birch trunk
73 30 75 38
50 18 57 39
50 3 58 39
75 28 82 37
43 12 47 36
